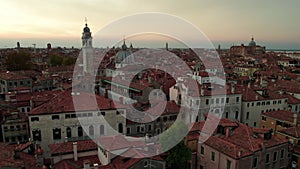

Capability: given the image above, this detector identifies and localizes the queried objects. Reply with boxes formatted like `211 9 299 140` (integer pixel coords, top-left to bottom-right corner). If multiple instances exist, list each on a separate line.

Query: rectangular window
32 130 42 141
253 157 258 168
221 98 225 104
235 111 239 120
251 103 254 106
227 159 232 169
71 114 76 118
247 103 250 107
52 115 60 120
200 146 204 155
206 99 209 105
246 112 250 120
31 117 39 122
87 113 93 117
216 98 219 104
196 100 200 105
236 97 240 103
265 153 270 164
127 127 131 134
273 151 277 161
226 98 229 103
137 126 140 133
262 116 266 121
211 151 215 161
225 112 229 118
53 128 61 140
280 149 285 159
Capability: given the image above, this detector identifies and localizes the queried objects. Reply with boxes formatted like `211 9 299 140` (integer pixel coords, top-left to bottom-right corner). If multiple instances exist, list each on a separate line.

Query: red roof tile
49 140 97 155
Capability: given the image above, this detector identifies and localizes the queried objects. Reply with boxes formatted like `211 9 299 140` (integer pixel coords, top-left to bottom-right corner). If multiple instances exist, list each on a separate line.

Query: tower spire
85 17 88 26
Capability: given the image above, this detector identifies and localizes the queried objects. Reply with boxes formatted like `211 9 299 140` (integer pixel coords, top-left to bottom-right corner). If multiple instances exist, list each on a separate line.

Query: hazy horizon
1 38 300 50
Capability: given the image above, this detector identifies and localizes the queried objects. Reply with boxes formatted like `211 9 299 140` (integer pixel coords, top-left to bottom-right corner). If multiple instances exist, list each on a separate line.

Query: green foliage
62 57 76 65
50 55 63 66
6 50 33 71
166 141 192 169
159 121 191 169
160 120 188 152
50 55 76 66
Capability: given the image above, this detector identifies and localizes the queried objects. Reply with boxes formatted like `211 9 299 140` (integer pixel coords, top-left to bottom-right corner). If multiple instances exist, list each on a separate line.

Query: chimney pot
73 142 78 161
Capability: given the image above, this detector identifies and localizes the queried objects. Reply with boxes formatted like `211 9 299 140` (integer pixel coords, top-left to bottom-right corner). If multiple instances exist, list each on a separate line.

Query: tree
50 55 63 66
159 120 191 169
50 55 76 66
62 57 76 65
6 50 32 71
166 141 192 169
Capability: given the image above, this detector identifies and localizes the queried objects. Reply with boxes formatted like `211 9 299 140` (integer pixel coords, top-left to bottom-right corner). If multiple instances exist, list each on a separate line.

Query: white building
28 90 126 157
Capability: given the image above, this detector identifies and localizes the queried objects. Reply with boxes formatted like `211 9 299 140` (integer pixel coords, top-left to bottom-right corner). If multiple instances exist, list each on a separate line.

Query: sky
0 0 300 49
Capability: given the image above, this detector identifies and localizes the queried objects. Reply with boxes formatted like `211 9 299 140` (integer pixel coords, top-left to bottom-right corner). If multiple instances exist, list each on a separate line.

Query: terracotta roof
0 143 40 169
53 155 100 169
98 134 145 151
29 90 124 115
262 110 300 124
49 139 97 155
0 71 30 80
277 126 300 138
193 118 288 159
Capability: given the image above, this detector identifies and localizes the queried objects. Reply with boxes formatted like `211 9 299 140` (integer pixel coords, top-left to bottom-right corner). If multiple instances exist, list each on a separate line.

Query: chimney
294 113 298 125
83 160 90 169
231 84 235 94
200 87 204 96
36 146 44 167
225 128 230 138
73 142 78 161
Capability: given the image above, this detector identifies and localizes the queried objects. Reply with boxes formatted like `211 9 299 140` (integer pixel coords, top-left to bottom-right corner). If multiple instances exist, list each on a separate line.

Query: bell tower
81 18 94 74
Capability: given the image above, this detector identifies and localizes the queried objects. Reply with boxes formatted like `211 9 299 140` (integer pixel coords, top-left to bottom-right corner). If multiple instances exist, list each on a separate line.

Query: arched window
118 123 123 133
78 126 83 137
89 125 94 136
100 125 104 135
66 127 72 138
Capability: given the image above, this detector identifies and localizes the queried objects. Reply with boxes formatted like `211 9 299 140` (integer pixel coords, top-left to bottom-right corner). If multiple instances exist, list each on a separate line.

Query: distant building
260 110 299 132
241 87 289 127
81 21 94 75
230 37 266 56
1 112 29 144
0 71 32 95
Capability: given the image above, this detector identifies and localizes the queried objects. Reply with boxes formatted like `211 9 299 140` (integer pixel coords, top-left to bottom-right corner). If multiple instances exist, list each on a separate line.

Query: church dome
83 24 90 33
249 37 256 47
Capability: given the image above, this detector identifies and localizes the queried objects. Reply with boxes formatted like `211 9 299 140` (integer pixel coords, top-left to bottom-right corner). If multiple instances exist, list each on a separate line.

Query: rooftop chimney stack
294 113 298 125
94 163 99 169
83 160 91 169
231 84 235 94
73 142 78 161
